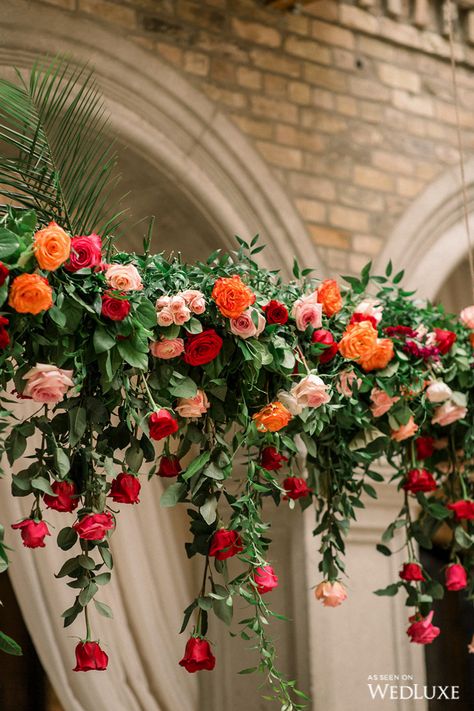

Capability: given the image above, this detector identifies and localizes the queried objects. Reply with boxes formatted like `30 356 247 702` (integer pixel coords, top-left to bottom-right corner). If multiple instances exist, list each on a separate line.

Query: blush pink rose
176 389 210 418
150 338 185 359
22 364 74 403
314 581 347 607
290 374 331 409
157 307 174 327
460 305 474 328
292 293 323 331
431 401 467 426
229 308 265 339
370 387 399 417
336 369 362 397
353 298 383 324
391 416 419 442
425 381 452 403
105 263 143 291
277 390 303 416
168 295 191 324
181 289 206 315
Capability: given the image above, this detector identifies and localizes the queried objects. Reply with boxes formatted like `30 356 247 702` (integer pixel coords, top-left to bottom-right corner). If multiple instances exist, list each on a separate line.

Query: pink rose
336 369 362 397
370 387 399 417
292 293 323 331
314 581 347 607
445 563 467 591
460 305 474 328
168 295 191 325
229 308 265 339
391 416 419 442
181 289 206 315
176 389 210 418
431 401 467 426
253 565 279 594
150 338 185 359
105 263 143 291
157 307 174 327
290 374 330 409
425 381 452 403
353 298 383 324
65 233 102 272
406 611 440 645
22 363 74 403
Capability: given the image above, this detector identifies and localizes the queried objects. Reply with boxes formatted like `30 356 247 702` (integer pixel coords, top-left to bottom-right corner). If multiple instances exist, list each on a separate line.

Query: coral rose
22 364 74 404
314 581 347 607
403 468 437 494
317 279 343 317
211 275 255 318
338 321 378 362
209 529 243 560
33 221 71 270
399 562 425 582
8 273 53 314
253 402 292 432
406 611 440 644
290 374 331 409
336 369 362 397
44 481 78 512
179 637 215 673
11 519 50 548
359 338 394 371
391 416 418 442
176 390 210 418
105 263 143 291
370 387 399 417
460 305 474 328
73 641 108 672
253 565 279 594
229 308 265 339
431 402 467 426
445 563 467 591
65 234 102 271
291 292 323 331
150 338 185 359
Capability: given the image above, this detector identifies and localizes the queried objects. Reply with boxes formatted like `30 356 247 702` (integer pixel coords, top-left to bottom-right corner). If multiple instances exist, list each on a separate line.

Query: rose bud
11 519 50 548
101 293 131 321
260 446 288 471
406 611 440 644
262 300 289 325
148 409 179 441
282 476 311 500
209 529 243 561
44 481 78 513
311 329 338 364
314 581 347 607
403 468 437 494
399 563 425 582
73 641 109 672
415 436 435 460
445 563 467 591
73 512 115 541
109 473 140 504
179 637 215 673
434 328 456 355
253 565 279 594
158 456 181 478
447 500 474 521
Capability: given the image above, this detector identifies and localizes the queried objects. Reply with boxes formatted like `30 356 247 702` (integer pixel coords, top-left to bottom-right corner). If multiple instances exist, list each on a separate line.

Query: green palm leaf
0 55 125 244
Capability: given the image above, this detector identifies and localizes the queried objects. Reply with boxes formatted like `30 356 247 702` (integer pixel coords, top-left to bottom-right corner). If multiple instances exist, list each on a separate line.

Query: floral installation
0 58 472 709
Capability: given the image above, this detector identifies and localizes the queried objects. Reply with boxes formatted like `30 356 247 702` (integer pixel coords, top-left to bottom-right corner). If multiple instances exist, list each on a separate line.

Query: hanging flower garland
0 207 472 708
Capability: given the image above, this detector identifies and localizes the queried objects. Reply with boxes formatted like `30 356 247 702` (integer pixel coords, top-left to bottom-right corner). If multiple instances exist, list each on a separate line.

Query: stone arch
0 0 318 273
374 160 474 300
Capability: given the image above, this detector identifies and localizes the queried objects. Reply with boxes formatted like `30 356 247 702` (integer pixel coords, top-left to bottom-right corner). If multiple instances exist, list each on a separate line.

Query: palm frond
0 55 125 243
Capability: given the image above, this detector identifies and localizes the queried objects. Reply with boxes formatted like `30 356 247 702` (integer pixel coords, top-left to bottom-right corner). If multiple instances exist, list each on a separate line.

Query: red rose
403 468 437 494
109 473 140 504
415 436 435 460
209 529 243 560
434 328 456 355
65 234 102 272
406 611 440 644
350 312 378 329
184 329 223 366
253 565 279 594
11 518 50 548
101 293 131 321
260 446 288 471
158 456 181 477
283 476 311 500
312 328 338 364
399 562 425 582
73 641 108 672
73 512 115 541
445 563 467 591
179 637 215 673
0 326 9 350
447 500 474 521
148 410 179 440
0 262 9 286
263 300 289 325
44 481 78 513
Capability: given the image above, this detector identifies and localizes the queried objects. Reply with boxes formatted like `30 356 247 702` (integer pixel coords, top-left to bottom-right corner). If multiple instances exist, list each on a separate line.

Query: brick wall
36 0 474 273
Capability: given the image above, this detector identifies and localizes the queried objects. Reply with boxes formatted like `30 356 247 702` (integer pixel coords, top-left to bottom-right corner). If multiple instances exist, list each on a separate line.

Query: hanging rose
22 364 74 404
317 279 342 317
399 563 425 582
158 456 181 478
211 275 255 319
262 299 288 325
370 387 399 417
252 402 292 432
406 612 440 644
282 476 311 500
65 234 102 271
179 637 216 673
8 273 53 314
260 446 287 471
33 222 71 271
44 481 78 512
447 500 474 521
183 329 223 366
11 519 50 548
73 512 115 541
253 565 279 594
403 468 437 494
73 641 109 672
109 473 141 504
314 581 347 607
415 436 435 460
148 410 179 440
176 390 210 418
431 401 467 426
434 328 456 354
390 416 418 442
445 563 467 591
209 529 243 560
101 293 131 321
336 369 362 397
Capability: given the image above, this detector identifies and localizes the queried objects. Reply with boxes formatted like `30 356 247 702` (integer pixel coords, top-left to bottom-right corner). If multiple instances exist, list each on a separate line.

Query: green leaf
48 306 67 328
94 599 113 618
213 596 233 625
374 583 400 596
160 482 186 508
79 581 98 607
117 339 149 369
182 451 211 481
200 496 218 525
57 527 78 551
376 544 392 556
0 631 22 656
0 228 20 259
99 546 113 569
68 407 87 447
169 375 198 399
455 526 473 549
54 448 70 478
31 477 54 495
93 327 116 354
94 572 111 586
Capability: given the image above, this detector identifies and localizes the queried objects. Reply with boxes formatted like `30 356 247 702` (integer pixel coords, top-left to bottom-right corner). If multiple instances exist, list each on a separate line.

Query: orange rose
338 321 378 362
391 416 418 442
211 275 255 319
8 273 53 314
359 338 394 372
317 279 343 317
253 402 292 433
33 222 71 271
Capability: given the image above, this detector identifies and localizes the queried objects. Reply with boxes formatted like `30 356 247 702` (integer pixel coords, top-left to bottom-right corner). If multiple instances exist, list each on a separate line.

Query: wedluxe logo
367 675 461 701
